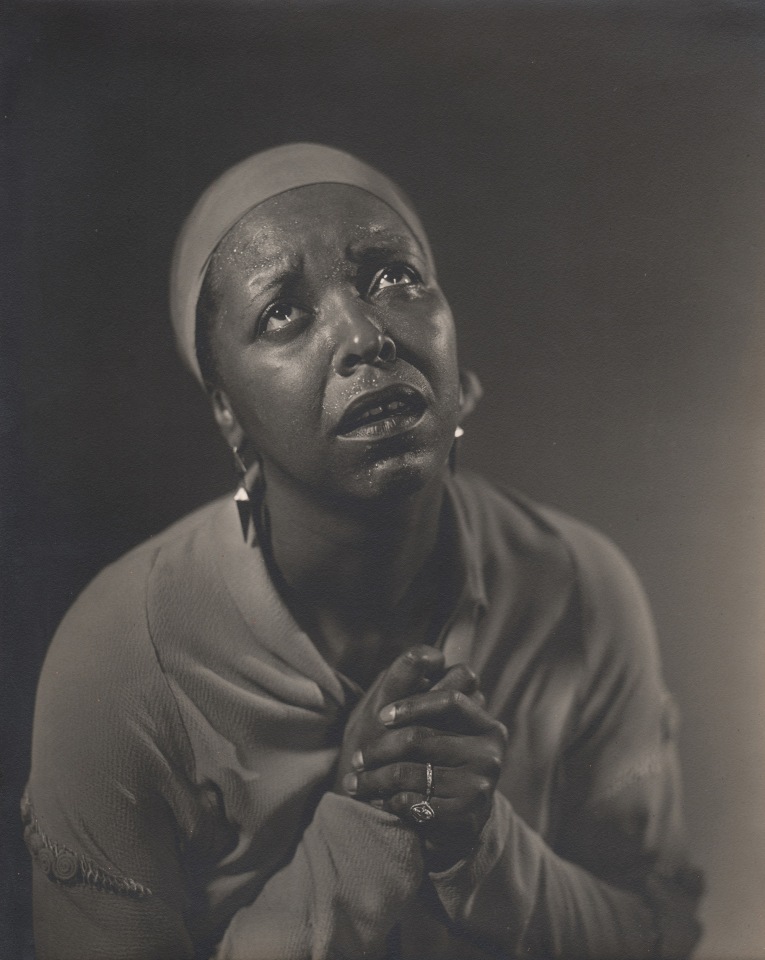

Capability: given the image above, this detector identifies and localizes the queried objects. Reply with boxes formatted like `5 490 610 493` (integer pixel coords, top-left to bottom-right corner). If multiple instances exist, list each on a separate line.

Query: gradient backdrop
2 1 764 957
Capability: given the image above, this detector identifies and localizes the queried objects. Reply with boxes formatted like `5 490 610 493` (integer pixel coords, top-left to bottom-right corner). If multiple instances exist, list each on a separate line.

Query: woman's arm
426 516 703 958
422 681 701 958
346 516 703 959
214 648 446 960
27 614 437 960
26 565 200 960
215 649 493 960
213 793 422 960
348 692 681 959
427 790 699 959
27 775 423 960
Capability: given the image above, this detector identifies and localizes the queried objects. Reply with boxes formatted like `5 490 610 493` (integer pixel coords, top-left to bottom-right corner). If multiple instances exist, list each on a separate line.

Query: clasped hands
334 645 507 871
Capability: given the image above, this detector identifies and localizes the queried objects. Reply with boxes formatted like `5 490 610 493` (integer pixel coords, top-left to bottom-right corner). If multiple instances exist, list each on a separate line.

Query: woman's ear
209 387 244 450
458 368 483 424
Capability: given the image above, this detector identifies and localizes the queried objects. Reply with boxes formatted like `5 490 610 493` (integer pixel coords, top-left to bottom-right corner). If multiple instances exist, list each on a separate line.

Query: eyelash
368 262 422 293
256 262 422 335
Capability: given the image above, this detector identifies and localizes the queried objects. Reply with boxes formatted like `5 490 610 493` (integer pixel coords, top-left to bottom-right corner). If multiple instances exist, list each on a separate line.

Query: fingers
343 761 437 799
375 645 446 705
352 726 503 774
430 663 479 696
431 664 486 706
422 663 484 708
344 762 493 804
379 688 507 737
383 791 489 826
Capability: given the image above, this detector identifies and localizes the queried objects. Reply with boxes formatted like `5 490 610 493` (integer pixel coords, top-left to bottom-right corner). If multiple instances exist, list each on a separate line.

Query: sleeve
25 562 200 960
214 798 424 960
427 517 704 959
26 562 426 960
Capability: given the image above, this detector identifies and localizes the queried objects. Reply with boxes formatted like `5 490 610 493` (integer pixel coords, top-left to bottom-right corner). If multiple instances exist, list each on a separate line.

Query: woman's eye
369 264 421 294
259 303 309 334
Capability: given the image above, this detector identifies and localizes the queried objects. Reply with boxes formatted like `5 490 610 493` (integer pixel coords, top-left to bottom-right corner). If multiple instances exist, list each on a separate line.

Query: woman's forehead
217 183 426 267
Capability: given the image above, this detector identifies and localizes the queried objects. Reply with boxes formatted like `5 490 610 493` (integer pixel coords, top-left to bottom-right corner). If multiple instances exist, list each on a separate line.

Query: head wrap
170 142 434 383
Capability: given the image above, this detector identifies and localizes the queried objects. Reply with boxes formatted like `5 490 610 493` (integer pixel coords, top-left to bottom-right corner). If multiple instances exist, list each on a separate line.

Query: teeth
354 397 410 426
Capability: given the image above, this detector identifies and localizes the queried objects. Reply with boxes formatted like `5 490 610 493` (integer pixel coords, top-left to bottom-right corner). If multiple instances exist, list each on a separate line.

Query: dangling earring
233 445 253 541
233 446 248 476
449 425 464 474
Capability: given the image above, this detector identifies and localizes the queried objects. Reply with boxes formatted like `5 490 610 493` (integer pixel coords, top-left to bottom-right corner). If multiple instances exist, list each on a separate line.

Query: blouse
24 470 703 959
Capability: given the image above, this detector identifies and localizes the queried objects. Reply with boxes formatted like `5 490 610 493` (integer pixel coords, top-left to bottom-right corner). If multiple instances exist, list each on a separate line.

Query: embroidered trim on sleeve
20 790 152 898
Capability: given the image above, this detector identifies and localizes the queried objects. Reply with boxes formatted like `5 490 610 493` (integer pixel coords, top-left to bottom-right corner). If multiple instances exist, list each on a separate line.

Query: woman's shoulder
26 508 219 879
38 496 231 694
454 470 645 590
452 471 657 663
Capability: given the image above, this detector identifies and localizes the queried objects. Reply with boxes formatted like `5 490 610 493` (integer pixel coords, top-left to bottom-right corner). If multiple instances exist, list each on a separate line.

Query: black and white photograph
2 1 764 958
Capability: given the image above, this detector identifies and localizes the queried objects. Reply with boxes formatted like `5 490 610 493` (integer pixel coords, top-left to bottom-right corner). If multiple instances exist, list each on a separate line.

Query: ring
410 762 436 823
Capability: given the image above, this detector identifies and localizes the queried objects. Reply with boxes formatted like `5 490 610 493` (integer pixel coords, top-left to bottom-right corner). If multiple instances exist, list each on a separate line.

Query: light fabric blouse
24 471 702 959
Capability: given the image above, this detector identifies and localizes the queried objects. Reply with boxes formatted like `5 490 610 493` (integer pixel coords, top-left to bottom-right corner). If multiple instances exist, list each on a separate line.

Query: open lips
336 385 427 438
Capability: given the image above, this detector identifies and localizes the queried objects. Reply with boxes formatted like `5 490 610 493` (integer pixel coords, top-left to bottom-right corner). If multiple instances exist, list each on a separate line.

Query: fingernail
343 773 357 796
379 704 397 726
351 750 364 771
370 799 385 810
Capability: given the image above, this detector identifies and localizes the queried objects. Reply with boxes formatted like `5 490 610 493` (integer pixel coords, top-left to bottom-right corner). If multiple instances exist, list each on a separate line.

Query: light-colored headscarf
169 143 434 384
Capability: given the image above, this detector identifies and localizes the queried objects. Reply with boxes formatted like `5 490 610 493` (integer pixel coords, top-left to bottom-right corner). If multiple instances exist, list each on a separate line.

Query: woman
24 144 703 959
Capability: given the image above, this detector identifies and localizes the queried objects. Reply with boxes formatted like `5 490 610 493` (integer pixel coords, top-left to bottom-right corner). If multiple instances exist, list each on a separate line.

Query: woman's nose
332 306 396 377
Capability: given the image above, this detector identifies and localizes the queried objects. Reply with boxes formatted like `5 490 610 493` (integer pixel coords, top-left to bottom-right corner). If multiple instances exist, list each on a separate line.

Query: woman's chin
333 444 450 507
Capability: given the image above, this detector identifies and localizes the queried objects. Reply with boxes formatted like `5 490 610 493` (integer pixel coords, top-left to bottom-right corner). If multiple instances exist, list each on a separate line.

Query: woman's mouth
336 386 427 440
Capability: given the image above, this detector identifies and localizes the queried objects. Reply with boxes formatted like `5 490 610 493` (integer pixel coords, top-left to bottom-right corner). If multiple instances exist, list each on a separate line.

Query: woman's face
206 183 461 505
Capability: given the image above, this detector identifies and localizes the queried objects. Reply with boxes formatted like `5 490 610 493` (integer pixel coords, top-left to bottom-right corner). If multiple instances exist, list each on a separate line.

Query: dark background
2 1 764 957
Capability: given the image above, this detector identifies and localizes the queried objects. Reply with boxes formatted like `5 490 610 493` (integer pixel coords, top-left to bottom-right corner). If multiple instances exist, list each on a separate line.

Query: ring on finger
410 762 436 823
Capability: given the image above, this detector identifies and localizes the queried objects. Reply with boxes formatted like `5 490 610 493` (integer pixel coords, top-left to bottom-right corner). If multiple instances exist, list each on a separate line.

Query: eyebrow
245 258 299 299
346 235 422 264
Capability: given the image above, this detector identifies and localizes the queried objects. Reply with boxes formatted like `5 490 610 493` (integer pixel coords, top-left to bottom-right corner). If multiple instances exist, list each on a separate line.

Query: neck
260 470 447 621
